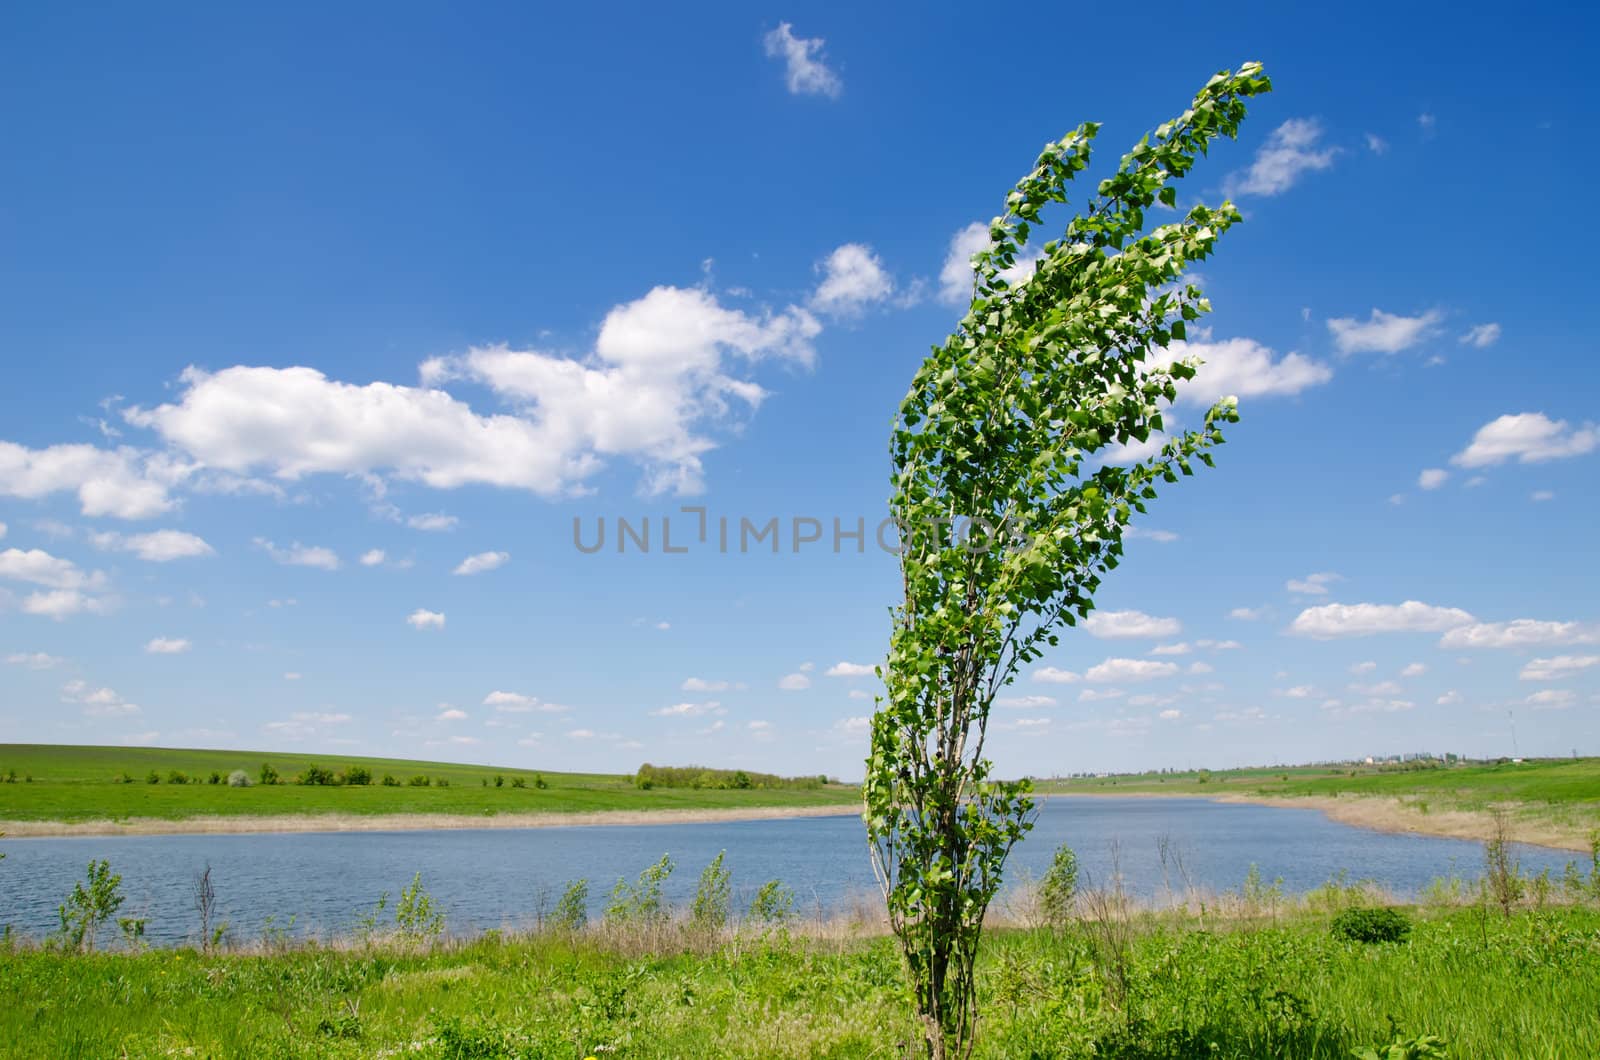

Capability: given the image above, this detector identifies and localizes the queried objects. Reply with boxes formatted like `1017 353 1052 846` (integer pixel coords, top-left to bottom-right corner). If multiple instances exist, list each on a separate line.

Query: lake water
0 797 1579 945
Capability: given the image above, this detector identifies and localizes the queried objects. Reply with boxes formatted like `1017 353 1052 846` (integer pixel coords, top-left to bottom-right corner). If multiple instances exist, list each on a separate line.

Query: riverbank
0 801 862 838
3 904 1595 1058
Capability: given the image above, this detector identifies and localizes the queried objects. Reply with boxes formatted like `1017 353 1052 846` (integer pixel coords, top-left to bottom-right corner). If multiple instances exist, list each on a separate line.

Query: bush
1331 906 1412 944
300 764 337 786
408 775 430 787
510 776 526 789
343 765 372 786
259 763 279 786
207 771 222 785
167 770 190 785
690 851 731 932
552 879 588 931
533 774 548 790
146 771 161 785
227 770 252 787
605 854 673 925
748 879 795 925
1038 843 1079 928
381 774 400 787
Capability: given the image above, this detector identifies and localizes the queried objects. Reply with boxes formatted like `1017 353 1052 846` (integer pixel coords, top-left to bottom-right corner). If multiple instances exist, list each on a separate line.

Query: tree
56 860 126 953
864 61 1271 1058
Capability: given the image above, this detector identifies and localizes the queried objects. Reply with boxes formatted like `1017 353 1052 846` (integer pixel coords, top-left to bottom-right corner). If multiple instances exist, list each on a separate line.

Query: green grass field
0 745 858 824
2 905 1595 1058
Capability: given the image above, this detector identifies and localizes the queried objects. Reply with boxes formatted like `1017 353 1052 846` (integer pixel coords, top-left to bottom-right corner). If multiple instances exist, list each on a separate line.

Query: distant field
1037 757 1600 850
0 744 859 826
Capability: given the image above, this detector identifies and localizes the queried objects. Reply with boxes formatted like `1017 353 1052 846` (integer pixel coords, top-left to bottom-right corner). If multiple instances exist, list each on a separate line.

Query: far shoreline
0 802 863 839
1040 789 1589 853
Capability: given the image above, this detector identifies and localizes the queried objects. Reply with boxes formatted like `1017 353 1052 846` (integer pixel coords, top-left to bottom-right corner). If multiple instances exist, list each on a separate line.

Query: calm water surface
0 797 1575 945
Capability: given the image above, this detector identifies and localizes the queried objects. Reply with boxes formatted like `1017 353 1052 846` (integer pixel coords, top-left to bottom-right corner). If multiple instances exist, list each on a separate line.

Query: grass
0 745 858 825
2 903 1595 1058
1037 757 1600 849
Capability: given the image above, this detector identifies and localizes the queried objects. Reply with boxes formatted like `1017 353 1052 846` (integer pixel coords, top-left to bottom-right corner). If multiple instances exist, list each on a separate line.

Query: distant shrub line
633 763 829 791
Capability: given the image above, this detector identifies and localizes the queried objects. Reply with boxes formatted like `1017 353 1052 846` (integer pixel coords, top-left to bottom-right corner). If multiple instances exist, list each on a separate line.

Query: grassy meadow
2 902 1596 1058
0 745 857 826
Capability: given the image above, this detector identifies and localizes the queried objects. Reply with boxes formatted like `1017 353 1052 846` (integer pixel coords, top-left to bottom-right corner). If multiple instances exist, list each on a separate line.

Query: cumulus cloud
681 677 733 692
453 551 509 576
6 651 64 669
1519 655 1600 681
762 22 842 98
90 529 214 562
145 637 191 655
482 690 567 713
811 244 895 316
1154 335 1332 406
0 441 183 519
406 608 445 630
825 661 875 678
1440 619 1600 650
1326 308 1443 355
360 549 386 566
407 512 458 532
1032 667 1080 684
651 700 724 718
1289 601 1476 638
254 538 339 571
996 694 1058 709
1286 572 1341 595
1084 658 1180 683
778 672 812 691
938 221 1044 305
1400 662 1428 678
1229 606 1267 621
0 548 107 590
62 678 140 718
1459 323 1501 348
1084 610 1181 639
1223 118 1337 197
1526 689 1575 710
1450 413 1598 467
1418 468 1449 490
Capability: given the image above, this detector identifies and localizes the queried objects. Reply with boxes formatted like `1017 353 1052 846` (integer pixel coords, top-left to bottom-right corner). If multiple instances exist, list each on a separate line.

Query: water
0 797 1577 945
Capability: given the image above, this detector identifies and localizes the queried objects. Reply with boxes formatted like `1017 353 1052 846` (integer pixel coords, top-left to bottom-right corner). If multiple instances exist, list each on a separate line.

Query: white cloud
1187 661 1214 675
1350 680 1403 696
1223 118 1337 197
681 677 733 692
1349 661 1377 674
1450 413 1599 467
145 637 191 655
360 549 386 566
1154 336 1332 406
482 690 567 713
89 529 214 562
6 651 64 669
1289 601 1476 638
21 588 114 619
834 715 871 737
1032 667 1080 684
1460 323 1501 348
1149 642 1191 656
0 441 182 519
1399 662 1428 678
1125 527 1179 543
825 661 875 678
1436 690 1461 705
0 548 107 590
434 707 468 721
1364 133 1388 155
762 22 842 98
1440 619 1600 650
62 678 140 718
1286 572 1341 595
1230 606 1267 621
995 694 1057 709
1084 610 1181 639
453 551 509 576
1526 689 1575 710
406 608 445 630
1084 657 1180 683
651 700 723 718
1519 655 1600 681
1327 308 1443 354
778 672 811 691
1279 685 1315 698
407 512 458 532
254 538 339 571
811 244 894 316
1158 708 1183 720
1078 688 1126 703
1531 490 1555 502
937 221 1043 306
1418 468 1449 490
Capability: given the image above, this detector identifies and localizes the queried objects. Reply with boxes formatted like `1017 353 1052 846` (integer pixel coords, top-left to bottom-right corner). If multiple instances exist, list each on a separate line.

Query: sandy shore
0 803 862 839
1043 790 1591 852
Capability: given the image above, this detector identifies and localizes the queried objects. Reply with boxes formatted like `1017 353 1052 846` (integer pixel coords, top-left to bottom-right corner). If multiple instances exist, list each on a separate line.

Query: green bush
510 776 527 789
145 771 160 785
226 770 251 788
381 774 400 787
407 775 430 787
1038 843 1079 928
167 770 189 785
300 764 337 786
1332 906 1412 944
207 770 222 785
552 879 588 931
343 765 372 786
259 762 279 786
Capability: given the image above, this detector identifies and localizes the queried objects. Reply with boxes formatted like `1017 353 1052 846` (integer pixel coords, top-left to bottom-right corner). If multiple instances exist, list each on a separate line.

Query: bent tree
864 62 1272 1057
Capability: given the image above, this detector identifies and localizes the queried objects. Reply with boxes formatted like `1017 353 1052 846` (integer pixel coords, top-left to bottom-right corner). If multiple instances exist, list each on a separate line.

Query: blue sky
2 3 1597 778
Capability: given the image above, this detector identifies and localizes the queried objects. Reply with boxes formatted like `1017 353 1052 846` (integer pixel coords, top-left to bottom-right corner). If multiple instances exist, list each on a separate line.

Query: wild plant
55 860 125 953
1038 843 1079 929
552 879 589 932
605 854 673 926
689 851 731 934
747 880 795 926
396 873 444 944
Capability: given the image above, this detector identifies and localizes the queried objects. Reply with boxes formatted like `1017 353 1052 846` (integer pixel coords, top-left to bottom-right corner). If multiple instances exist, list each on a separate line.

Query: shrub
533 774 548 790
748 879 795 925
343 765 372 786
690 851 731 932
436 777 449 788
1331 906 1412 944
381 774 400 787
395 873 444 943
55 860 125 953
493 774 504 788
300 764 337 786
112 772 135 784
605 854 674 926
259 762 279 786
408 775 431 787
510 776 526 789
227 769 251 787
167 770 190 785
552 879 588 931
1038 843 1079 928
146 771 161 784
207 770 222 785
